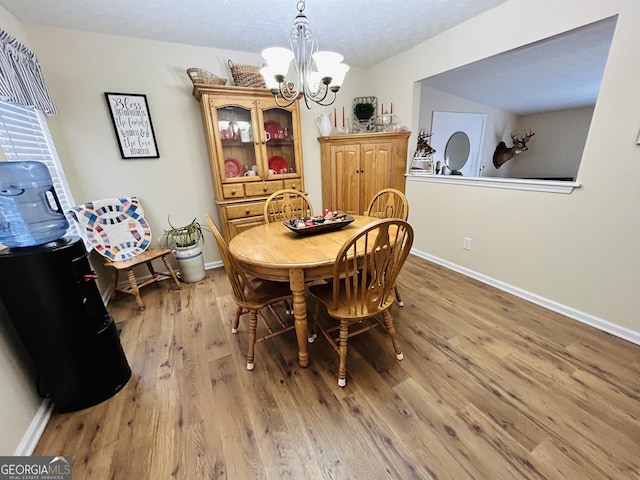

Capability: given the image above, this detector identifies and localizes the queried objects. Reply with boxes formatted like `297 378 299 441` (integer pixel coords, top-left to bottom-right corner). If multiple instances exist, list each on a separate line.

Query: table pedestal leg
289 268 309 367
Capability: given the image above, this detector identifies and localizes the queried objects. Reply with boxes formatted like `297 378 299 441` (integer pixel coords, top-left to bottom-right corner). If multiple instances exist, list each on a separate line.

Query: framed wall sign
104 92 159 159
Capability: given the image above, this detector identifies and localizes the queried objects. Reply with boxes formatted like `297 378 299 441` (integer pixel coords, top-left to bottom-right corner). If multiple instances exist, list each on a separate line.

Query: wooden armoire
318 131 411 215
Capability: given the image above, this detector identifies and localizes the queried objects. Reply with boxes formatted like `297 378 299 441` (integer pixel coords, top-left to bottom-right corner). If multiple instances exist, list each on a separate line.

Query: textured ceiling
0 1 616 114
422 17 617 115
0 0 510 68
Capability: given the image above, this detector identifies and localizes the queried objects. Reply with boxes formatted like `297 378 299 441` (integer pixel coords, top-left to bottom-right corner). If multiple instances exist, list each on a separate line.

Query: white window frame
0 99 84 240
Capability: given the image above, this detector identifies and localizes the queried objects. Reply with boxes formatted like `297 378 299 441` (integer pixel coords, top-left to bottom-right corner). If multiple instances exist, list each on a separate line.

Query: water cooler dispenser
0 161 130 412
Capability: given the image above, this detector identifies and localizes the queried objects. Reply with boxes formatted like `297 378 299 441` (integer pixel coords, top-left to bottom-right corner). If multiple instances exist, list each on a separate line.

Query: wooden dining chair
205 214 294 371
263 188 314 315
365 188 409 221
307 218 414 387
365 188 409 306
263 189 314 224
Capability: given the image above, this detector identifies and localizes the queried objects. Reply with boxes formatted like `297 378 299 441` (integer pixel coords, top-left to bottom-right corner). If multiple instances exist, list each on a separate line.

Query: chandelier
260 0 349 109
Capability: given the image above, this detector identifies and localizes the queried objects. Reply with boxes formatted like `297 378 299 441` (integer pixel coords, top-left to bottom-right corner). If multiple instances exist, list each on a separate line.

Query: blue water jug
0 161 69 248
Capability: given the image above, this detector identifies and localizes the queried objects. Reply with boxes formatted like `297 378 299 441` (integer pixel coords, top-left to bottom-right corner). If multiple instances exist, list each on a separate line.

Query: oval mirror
445 131 470 175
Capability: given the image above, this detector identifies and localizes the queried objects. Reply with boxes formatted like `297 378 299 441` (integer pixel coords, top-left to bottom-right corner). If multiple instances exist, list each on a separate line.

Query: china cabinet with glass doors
192 85 305 240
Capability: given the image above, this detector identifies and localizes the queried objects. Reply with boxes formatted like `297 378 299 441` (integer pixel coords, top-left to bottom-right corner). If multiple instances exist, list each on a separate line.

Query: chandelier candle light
260 0 349 109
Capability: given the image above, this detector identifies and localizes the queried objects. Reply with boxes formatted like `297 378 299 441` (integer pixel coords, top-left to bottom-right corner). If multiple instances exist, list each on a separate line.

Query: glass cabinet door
216 104 257 180
261 106 297 177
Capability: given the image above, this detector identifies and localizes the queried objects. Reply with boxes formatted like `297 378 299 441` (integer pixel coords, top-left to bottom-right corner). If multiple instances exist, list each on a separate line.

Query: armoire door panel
331 145 360 214
361 143 393 209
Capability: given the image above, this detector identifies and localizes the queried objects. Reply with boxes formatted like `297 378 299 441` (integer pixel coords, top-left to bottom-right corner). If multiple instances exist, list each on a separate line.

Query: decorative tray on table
284 213 354 236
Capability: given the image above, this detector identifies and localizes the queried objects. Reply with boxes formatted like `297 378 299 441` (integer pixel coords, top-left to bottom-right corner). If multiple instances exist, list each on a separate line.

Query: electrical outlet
463 237 472 250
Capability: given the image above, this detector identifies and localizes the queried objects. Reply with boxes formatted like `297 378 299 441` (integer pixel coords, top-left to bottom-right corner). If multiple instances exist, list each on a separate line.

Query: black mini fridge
0 236 131 412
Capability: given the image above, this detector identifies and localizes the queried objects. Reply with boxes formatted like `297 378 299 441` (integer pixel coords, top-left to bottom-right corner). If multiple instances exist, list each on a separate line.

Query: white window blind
0 100 83 239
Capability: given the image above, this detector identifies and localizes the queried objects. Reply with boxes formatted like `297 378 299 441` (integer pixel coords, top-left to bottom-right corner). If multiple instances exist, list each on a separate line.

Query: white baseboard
13 400 53 456
204 260 223 270
411 249 640 347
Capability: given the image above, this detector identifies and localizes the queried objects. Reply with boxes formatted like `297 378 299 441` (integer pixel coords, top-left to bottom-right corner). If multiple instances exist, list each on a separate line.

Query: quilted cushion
70 196 151 261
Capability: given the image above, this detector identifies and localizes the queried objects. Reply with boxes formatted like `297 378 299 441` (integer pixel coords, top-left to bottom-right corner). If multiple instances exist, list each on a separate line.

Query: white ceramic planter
172 244 205 283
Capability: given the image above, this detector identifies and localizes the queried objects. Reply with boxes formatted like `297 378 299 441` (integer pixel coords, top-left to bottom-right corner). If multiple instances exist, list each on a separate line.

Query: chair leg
308 298 320 344
127 268 145 311
337 320 349 387
232 306 243 333
161 254 182 289
110 268 119 302
382 310 403 360
246 310 258 371
284 300 293 315
394 284 404 307
146 260 157 278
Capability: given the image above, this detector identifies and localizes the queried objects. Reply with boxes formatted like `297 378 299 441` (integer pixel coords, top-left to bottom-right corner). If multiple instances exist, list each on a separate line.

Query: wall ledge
406 174 581 193
410 248 640 347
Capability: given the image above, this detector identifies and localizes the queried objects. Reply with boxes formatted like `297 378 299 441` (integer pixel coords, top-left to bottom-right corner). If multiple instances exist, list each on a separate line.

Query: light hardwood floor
34 255 640 479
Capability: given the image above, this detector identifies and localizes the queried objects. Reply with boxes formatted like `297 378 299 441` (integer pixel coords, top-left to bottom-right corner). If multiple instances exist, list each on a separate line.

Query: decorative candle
391 102 393 114
381 103 384 115
342 107 345 127
334 108 337 127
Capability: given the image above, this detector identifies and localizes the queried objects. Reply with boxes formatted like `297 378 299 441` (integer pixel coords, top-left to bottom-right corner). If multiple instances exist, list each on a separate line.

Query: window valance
0 30 56 114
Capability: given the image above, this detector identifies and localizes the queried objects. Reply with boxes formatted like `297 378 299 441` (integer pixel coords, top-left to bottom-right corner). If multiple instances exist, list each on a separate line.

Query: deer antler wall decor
416 128 435 156
492 130 535 169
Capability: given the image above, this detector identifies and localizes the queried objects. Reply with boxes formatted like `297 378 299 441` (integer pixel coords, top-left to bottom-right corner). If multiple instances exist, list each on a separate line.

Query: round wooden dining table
228 215 375 367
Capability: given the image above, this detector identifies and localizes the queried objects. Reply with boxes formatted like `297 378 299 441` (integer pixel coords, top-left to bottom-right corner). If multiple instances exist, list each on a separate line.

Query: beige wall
0 302 41 455
0 5 47 455
504 106 594 179
368 0 640 332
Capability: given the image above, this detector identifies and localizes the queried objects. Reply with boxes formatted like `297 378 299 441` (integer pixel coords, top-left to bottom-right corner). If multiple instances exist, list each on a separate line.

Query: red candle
334 108 337 127
342 107 345 127
391 102 393 114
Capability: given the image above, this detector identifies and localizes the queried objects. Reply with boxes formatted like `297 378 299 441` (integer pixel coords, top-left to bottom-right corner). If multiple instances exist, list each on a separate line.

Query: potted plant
159 217 207 283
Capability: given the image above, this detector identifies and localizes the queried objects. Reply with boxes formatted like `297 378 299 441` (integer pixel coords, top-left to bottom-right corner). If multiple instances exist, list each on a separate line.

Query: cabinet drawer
225 201 266 220
228 216 265 239
284 178 303 191
222 184 246 199
245 180 283 197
